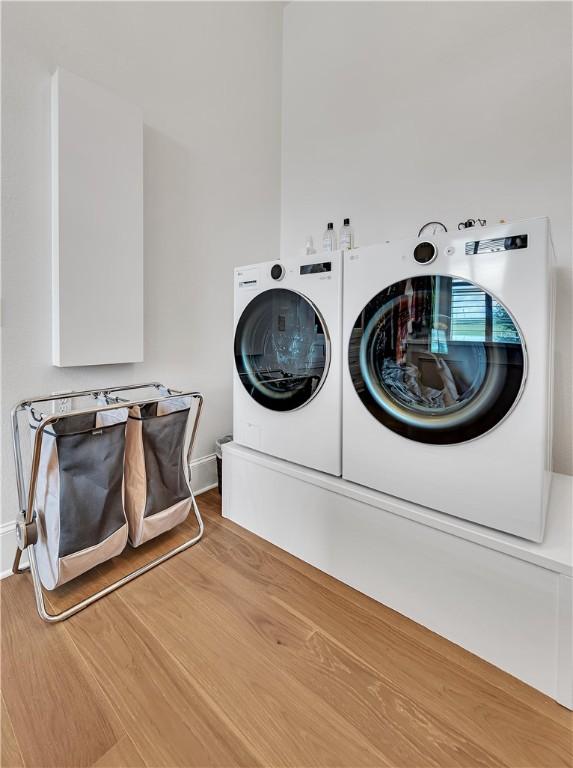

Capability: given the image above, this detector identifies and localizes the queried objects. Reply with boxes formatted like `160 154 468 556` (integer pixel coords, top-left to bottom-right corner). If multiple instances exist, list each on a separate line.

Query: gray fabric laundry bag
30 407 129 591
124 395 194 547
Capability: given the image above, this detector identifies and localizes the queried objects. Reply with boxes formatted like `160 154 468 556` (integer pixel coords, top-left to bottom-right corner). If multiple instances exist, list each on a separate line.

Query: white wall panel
52 68 143 366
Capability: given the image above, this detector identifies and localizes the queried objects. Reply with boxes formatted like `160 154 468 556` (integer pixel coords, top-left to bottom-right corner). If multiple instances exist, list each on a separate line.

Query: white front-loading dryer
234 252 342 475
343 217 554 541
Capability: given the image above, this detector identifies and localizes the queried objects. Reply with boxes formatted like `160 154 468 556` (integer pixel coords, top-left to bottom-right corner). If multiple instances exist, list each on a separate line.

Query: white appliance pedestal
222 442 572 709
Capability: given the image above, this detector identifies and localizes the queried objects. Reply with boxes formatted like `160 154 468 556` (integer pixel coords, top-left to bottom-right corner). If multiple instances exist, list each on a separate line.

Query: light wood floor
1 489 572 768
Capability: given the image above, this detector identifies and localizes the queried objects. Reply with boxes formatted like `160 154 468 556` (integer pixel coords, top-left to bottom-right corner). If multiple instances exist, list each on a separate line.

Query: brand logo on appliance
237 267 259 289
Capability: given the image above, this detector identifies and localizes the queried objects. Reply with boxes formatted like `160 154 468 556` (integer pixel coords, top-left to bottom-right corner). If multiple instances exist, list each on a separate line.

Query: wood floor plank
203 492 572 730
91 735 146 767
45 516 200 614
0 575 125 768
120 553 391 767
165 546 506 768
199 509 573 767
60 588 260 768
1 695 25 768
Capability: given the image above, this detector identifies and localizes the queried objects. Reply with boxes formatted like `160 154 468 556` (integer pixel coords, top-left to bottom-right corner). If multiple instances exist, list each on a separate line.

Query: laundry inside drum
349 275 525 444
235 288 330 412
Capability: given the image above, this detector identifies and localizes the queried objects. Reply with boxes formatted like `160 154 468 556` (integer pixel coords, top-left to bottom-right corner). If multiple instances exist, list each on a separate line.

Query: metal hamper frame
11 382 204 623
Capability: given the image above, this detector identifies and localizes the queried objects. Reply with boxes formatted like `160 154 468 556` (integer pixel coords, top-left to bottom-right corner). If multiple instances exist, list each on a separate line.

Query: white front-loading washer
343 217 554 541
234 252 342 475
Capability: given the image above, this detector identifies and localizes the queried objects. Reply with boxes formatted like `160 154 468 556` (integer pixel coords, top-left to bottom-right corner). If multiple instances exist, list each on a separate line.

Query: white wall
281 1 573 475
1 2 282 546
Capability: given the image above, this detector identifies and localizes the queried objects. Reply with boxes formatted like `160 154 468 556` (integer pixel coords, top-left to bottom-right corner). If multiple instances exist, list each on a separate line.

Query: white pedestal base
222 442 573 709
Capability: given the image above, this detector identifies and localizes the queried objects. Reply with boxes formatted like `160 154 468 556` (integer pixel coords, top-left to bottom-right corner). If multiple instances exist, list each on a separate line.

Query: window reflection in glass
235 289 329 412
450 279 521 344
349 276 525 444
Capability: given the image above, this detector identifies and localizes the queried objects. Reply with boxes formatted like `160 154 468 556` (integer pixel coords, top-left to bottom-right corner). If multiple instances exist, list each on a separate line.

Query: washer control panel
465 234 528 255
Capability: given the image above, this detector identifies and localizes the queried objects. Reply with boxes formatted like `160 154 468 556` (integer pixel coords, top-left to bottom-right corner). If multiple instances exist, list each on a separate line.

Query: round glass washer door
235 288 330 412
349 275 526 444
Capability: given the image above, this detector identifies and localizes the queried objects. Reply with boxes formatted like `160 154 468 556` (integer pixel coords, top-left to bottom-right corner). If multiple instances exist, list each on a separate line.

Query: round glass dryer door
235 288 330 412
349 276 526 444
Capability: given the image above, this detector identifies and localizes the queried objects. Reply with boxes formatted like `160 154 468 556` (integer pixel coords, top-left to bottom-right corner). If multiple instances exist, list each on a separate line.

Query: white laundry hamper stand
11 382 204 623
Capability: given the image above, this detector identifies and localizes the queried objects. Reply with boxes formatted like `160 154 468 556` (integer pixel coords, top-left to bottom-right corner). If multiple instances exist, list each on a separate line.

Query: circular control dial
270 263 285 281
413 241 437 265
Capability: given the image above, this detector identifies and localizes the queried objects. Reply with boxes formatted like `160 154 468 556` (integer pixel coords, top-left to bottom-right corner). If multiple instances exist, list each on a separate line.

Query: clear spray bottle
339 218 354 250
322 222 336 251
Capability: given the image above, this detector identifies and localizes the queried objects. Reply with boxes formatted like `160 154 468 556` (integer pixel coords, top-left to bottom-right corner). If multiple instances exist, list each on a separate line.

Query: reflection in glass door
235 289 330 412
349 276 525 444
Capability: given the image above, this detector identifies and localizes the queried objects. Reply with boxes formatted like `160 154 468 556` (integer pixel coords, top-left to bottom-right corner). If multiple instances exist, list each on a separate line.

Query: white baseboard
189 453 218 496
0 453 218 580
0 520 26 580
194 482 218 496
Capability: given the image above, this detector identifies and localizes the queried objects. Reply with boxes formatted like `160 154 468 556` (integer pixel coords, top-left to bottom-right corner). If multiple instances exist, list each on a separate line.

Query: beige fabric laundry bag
30 407 129 591
124 395 194 547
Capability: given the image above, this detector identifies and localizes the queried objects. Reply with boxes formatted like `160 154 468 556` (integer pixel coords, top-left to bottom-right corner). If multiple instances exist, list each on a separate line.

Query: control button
413 241 437 265
270 263 285 281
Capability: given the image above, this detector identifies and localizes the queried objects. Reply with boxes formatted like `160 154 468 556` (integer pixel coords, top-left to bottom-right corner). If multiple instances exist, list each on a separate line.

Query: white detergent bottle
322 222 336 251
339 218 354 250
